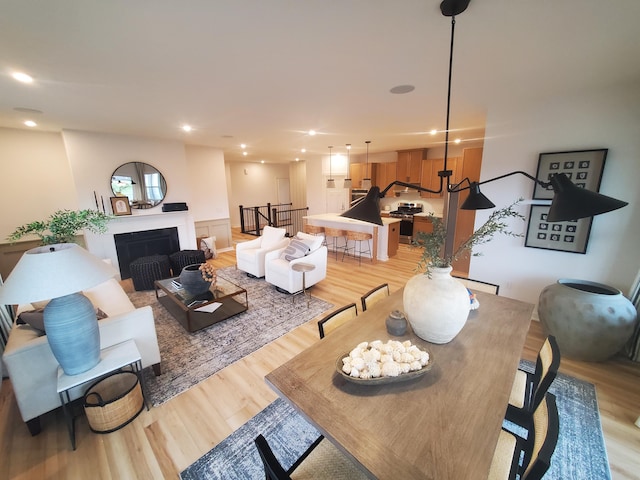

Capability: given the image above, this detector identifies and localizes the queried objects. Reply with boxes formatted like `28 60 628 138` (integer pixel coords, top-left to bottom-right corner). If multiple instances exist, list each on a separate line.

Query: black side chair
452 275 500 295
254 434 368 479
360 283 389 312
506 335 561 431
317 303 358 339
489 393 560 480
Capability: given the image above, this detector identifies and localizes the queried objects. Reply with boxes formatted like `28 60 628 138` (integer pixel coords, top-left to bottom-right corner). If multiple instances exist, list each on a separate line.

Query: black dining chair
489 393 560 480
317 303 358 339
452 275 500 295
360 283 390 312
506 335 561 431
254 434 369 479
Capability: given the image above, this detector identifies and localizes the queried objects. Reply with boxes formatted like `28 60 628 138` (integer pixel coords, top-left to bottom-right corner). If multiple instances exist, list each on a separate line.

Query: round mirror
110 162 167 209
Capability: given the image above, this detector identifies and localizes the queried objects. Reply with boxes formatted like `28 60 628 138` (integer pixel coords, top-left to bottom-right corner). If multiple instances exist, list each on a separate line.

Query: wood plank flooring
1 230 639 479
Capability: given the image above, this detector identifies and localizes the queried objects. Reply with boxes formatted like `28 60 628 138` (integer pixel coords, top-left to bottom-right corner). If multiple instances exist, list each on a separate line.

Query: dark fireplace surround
114 227 180 279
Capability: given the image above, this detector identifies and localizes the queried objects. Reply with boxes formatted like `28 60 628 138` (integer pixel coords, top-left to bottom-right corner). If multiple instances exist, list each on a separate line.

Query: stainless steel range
389 202 424 244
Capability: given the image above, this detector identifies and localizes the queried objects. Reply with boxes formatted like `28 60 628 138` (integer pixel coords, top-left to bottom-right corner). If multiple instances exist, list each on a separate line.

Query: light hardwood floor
1 230 639 479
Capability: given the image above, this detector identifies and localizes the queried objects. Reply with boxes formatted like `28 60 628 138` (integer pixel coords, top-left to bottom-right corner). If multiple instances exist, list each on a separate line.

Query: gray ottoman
129 254 172 291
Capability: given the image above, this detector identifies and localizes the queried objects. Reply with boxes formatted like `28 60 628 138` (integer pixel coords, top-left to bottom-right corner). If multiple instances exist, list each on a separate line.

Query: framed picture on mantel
110 197 132 216
533 149 608 200
524 205 593 254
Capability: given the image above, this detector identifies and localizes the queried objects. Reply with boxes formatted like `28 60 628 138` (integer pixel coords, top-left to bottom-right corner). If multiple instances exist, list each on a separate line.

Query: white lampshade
0 243 117 305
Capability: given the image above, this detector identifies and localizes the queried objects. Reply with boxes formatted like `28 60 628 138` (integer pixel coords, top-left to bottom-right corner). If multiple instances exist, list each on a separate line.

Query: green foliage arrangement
7 209 113 245
413 200 525 274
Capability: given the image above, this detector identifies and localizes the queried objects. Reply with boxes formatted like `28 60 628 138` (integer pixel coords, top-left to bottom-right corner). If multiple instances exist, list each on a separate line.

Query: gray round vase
537 279 637 362
179 264 212 295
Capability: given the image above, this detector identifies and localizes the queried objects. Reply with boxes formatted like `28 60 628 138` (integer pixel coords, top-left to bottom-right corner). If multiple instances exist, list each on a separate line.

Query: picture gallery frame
533 148 608 200
110 196 132 216
524 205 593 254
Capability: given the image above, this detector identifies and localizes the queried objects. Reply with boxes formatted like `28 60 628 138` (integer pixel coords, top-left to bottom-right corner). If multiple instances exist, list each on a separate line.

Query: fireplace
114 227 180 279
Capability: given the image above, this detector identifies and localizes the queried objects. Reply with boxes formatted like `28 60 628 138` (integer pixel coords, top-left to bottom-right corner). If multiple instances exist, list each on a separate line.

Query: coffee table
154 276 248 332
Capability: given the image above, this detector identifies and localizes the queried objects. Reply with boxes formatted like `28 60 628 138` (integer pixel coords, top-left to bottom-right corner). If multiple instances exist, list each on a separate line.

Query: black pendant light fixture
326 145 335 188
343 0 628 226
343 144 352 188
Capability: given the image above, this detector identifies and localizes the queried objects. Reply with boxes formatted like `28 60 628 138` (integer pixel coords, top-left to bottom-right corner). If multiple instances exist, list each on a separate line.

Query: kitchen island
304 213 401 263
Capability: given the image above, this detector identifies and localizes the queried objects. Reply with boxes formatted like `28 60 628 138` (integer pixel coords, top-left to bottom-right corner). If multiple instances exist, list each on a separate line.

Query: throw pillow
199 236 217 260
295 231 324 253
17 308 109 334
280 239 310 262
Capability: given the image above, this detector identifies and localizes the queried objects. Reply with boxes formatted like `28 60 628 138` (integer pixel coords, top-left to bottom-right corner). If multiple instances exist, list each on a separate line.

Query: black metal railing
239 203 309 237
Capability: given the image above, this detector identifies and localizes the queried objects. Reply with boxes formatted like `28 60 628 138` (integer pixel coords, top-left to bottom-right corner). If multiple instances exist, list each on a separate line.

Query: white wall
470 82 640 305
184 144 229 221
226 161 291 227
0 128 78 240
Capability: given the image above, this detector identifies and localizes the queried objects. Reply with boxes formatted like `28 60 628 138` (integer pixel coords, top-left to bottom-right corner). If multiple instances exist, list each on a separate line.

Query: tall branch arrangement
413 200 525 273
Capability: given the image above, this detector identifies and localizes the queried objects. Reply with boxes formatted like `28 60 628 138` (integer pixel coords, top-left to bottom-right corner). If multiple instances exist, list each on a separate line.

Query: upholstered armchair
265 233 328 294
235 226 289 278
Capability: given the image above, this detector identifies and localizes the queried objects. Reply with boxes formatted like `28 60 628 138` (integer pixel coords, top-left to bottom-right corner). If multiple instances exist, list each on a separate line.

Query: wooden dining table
265 288 534 479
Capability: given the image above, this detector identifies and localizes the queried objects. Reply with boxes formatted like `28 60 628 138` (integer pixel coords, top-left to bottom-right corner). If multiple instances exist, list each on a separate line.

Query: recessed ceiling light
455 138 461 144
181 125 192 132
260 160 265 164
240 144 246 149
12 72 33 84
390 84 415 94
308 130 316 136
430 129 438 135
295 158 300 162
243 151 248 156
24 120 37 127
301 148 306 153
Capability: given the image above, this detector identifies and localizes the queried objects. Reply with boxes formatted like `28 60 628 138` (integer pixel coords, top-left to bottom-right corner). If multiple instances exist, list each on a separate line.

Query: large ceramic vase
538 279 637 362
403 266 471 344
44 292 100 375
179 264 212 295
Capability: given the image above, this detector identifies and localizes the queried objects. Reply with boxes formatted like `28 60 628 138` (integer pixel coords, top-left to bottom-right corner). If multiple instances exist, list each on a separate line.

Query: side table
291 262 315 307
57 339 148 450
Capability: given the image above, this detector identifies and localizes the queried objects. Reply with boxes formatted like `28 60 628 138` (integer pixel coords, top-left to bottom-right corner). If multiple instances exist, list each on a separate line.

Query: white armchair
265 236 328 294
236 225 289 278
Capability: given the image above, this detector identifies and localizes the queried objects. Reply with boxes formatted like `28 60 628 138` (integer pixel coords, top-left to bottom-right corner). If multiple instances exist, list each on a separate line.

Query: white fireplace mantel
84 211 197 279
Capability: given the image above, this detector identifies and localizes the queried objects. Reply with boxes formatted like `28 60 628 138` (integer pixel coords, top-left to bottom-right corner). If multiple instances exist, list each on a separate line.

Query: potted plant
404 200 525 344
7 209 113 245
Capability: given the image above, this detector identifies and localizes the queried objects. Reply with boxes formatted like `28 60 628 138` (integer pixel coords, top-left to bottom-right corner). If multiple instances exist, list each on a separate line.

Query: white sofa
265 233 328 294
236 225 289 278
2 278 161 435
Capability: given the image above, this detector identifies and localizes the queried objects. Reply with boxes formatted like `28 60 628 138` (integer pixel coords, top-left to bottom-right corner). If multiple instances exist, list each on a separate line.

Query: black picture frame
524 205 593 254
110 196 132 216
533 149 608 200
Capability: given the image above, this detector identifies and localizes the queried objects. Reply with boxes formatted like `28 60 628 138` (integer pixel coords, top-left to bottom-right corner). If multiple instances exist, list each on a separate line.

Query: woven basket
83 371 144 433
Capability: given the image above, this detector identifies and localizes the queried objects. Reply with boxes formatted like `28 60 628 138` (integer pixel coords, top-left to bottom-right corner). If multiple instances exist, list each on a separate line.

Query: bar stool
342 231 373 265
303 224 326 245
323 227 347 260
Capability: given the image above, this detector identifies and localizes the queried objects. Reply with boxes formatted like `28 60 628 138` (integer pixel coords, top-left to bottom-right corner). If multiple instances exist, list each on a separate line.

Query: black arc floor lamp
342 0 628 226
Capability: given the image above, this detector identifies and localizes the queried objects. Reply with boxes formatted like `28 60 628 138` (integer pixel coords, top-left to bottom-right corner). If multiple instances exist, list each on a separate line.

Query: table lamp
0 243 117 375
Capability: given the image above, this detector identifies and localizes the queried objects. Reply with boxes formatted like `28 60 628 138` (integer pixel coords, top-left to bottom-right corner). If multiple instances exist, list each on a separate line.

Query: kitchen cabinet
413 216 434 237
349 163 376 189
420 156 461 198
373 162 398 197
397 149 426 183
387 221 400 257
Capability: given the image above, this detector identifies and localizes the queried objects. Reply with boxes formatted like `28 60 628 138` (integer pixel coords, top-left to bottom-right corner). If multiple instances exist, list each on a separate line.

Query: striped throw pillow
280 239 310 262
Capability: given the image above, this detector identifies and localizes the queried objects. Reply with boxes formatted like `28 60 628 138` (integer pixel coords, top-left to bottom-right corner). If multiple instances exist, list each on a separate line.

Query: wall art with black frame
524 205 593 254
532 148 608 200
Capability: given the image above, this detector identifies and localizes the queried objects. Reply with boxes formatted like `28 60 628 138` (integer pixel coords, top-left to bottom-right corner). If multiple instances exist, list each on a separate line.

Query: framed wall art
110 196 132 216
533 149 608 200
524 205 593 254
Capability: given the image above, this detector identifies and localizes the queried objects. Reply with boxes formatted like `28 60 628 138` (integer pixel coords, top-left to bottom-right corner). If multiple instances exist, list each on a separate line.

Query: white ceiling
1 0 639 163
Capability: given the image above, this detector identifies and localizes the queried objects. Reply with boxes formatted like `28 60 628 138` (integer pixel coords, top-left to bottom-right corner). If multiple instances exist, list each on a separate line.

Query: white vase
403 266 471 344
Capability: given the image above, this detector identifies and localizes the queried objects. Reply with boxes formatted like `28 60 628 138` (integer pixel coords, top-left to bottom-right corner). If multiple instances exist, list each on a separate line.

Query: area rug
129 267 333 406
180 360 611 480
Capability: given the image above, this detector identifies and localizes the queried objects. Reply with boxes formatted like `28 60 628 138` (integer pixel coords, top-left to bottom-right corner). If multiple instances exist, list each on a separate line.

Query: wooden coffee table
154 276 248 332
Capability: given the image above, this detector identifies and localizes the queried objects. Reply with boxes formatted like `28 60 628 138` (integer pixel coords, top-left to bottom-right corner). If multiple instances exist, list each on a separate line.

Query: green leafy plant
7 209 113 245
413 200 525 274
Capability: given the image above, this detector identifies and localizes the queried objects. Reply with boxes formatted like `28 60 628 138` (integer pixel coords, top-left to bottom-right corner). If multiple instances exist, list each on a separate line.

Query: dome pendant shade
546 173 628 222
460 182 495 210
340 186 383 225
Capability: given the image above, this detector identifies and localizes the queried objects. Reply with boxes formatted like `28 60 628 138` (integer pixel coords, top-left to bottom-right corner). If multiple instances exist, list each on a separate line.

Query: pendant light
326 146 335 188
361 141 372 190
343 144 352 188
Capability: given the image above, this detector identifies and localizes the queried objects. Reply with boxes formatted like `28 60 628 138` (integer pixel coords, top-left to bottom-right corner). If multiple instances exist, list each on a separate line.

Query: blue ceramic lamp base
44 292 100 375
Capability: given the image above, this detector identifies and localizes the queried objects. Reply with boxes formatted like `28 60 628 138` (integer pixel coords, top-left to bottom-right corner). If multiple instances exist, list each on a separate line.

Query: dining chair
489 392 560 480
452 275 500 295
254 434 369 480
506 335 560 430
360 283 390 312
318 303 358 339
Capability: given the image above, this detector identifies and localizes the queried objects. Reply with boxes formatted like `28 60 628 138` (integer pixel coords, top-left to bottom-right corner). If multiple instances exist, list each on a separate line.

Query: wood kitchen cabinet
349 163 375 189
387 221 400 257
397 149 426 183
373 162 398 197
420 156 461 198
412 216 434 236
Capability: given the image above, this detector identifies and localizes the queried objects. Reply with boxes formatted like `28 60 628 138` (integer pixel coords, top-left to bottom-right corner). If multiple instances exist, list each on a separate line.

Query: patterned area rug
129 267 333 406
180 360 611 480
